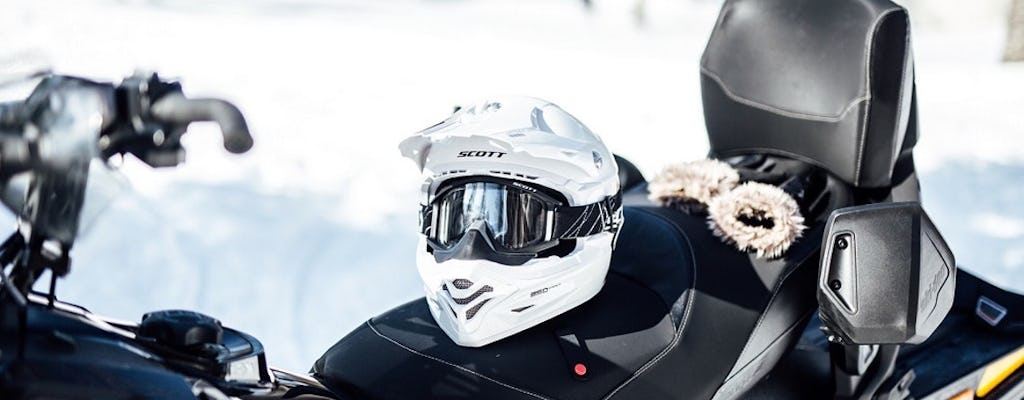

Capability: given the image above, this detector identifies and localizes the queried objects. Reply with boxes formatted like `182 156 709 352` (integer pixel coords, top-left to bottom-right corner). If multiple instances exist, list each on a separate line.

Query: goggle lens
434 182 552 250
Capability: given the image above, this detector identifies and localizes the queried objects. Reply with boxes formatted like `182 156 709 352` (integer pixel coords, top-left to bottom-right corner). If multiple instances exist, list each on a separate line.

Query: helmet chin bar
429 221 542 266
419 235 613 348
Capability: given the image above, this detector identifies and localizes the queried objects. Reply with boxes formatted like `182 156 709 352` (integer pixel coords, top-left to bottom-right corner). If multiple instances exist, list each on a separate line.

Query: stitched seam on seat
366 321 552 400
714 308 818 400
608 271 683 323
723 242 817 380
700 67 869 122
602 207 698 400
855 7 903 184
724 297 816 383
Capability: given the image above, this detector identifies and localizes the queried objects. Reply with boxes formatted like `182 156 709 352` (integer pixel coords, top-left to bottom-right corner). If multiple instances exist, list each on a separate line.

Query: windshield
2 160 126 243
0 74 122 244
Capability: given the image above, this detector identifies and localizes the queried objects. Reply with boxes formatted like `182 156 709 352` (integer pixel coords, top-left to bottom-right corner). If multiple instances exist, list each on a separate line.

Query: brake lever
100 72 252 167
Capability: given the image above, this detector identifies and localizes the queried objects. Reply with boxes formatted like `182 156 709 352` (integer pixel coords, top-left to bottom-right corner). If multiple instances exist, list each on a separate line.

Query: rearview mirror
818 202 955 345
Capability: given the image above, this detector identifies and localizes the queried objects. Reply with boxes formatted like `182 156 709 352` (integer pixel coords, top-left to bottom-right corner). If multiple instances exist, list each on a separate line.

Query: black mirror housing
818 202 956 345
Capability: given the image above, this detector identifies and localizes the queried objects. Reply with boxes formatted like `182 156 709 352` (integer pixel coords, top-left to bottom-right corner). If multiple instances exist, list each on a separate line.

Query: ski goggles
420 177 622 265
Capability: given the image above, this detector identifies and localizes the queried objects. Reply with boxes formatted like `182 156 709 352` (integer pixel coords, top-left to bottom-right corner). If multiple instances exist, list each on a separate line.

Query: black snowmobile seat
312 188 832 399
311 205 688 400
701 0 917 189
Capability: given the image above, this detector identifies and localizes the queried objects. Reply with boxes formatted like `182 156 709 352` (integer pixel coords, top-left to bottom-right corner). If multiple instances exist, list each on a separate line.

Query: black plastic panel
817 202 956 345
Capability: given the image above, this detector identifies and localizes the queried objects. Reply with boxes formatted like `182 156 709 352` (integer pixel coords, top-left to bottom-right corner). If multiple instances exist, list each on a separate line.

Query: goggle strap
419 204 433 236
551 192 623 240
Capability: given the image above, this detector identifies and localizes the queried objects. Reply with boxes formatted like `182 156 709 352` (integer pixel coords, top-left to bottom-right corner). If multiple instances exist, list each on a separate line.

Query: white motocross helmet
399 96 623 347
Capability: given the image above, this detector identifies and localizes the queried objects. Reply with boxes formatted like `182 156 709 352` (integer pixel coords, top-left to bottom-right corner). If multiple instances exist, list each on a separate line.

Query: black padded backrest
701 0 916 188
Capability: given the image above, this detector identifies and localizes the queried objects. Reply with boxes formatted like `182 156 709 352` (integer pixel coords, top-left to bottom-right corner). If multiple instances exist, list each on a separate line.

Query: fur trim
648 159 740 213
707 182 806 259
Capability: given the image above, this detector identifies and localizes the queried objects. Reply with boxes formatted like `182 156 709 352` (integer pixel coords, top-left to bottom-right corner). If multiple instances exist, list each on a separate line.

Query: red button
574 363 587 376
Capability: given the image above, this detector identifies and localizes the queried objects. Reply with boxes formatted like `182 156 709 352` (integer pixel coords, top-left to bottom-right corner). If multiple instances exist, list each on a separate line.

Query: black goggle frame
419 176 622 265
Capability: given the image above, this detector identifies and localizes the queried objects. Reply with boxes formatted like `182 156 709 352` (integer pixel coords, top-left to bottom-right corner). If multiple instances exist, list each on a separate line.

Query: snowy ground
1 0 1022 371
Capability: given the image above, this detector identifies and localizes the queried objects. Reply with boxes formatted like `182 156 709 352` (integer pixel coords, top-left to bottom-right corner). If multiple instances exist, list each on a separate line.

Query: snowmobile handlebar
0 72 255 253
149 93 253 154
0 73 253 173
98 72 253 167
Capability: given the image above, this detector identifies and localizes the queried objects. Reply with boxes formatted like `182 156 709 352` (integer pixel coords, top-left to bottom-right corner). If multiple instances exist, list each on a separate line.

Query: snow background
0 0 1021 372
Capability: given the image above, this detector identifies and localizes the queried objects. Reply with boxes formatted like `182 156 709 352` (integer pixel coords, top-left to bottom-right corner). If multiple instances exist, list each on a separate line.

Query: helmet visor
433 182 554 251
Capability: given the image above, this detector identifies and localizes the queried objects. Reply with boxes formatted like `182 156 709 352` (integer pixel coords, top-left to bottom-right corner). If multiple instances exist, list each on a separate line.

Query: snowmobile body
0 0 1020 398
753 273 1024 400
0 292 339 399
0 295 263 399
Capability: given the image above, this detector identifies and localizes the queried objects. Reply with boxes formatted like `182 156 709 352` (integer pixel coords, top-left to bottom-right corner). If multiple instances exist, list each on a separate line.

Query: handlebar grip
149 94 253 154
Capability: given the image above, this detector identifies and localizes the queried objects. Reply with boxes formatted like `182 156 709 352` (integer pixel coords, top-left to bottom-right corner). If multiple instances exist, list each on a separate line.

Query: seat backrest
701 0 916 188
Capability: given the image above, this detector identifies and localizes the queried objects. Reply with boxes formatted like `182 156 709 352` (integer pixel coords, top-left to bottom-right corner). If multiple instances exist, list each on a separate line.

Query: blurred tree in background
1008 0 1024 61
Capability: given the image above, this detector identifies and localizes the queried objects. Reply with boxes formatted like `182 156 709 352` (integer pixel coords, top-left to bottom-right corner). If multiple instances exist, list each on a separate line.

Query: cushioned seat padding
312 207 692 399
312 202 825 400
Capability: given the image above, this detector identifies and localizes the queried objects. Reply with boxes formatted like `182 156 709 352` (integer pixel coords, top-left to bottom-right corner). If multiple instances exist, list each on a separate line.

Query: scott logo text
457 151 506 158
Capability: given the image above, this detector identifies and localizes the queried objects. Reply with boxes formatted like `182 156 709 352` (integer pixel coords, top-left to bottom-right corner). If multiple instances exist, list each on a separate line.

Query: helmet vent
465 299 491 320
488 170 539 180
450 286 494 305
510 305 534 313
433 170 469 179
452 279 474 289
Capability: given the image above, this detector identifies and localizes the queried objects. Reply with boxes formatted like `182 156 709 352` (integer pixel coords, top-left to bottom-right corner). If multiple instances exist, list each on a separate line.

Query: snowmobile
0 72 338 399
0 0 1022 399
